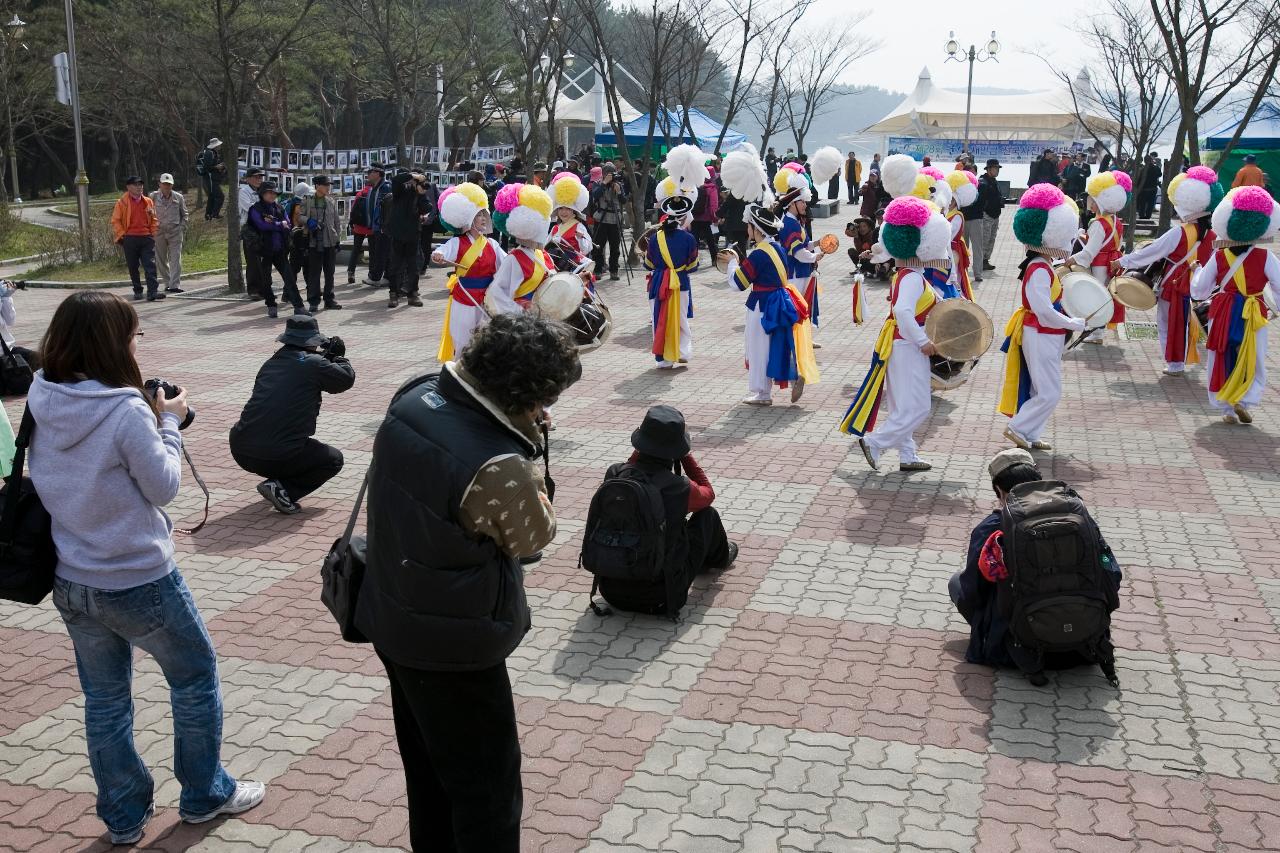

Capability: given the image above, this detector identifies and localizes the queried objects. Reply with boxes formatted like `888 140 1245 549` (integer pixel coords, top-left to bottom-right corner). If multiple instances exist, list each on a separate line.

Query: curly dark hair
460 313 582 416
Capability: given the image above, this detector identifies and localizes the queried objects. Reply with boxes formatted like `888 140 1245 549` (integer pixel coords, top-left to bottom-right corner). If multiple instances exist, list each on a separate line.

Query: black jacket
978 175 1004 218
356 368 534 671
717 194 747 235
384 171 424 243
229 346 355 456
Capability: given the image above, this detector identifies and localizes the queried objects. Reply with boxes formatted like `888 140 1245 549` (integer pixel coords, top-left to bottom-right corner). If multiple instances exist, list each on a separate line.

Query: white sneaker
181 781 267 824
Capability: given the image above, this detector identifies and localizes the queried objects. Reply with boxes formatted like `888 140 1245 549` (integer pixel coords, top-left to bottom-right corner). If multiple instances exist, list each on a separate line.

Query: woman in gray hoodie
27 291 264 845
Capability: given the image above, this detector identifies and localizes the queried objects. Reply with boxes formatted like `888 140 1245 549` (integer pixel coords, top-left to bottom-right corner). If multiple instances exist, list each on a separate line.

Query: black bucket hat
277 314 327 348
631 404 691 460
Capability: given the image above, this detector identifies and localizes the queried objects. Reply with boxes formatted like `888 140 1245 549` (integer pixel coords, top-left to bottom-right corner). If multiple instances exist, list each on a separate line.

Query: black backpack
580 466 669 615
999 480 1120 685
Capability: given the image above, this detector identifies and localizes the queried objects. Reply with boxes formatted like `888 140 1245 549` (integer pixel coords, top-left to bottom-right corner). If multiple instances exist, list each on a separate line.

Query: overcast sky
815 0 1093 94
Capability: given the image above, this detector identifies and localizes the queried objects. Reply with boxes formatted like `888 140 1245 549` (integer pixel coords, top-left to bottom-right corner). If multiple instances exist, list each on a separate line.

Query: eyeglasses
134 331 145 339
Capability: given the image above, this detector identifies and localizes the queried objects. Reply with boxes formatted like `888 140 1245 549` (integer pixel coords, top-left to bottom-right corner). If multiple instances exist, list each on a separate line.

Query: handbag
0 407 56 604
320 469 370 643
0 338 33 397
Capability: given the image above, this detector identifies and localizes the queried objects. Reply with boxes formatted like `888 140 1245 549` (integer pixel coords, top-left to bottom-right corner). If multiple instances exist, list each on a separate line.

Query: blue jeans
52 569 236 835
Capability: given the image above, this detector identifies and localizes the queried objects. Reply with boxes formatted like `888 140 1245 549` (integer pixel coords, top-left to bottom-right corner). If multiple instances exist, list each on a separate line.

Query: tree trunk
224 118 244 292
106 126 121 191
1158 118 1188 231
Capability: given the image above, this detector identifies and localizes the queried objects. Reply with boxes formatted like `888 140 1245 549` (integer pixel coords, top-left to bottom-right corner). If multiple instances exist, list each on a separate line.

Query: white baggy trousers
865 340 930 464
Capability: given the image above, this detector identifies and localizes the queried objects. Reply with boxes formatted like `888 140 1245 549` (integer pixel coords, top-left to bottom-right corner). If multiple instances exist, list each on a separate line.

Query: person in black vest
356 313 581 853
385 170 428 308
948 449 1121 684
598 405 737 614
228 316 355 514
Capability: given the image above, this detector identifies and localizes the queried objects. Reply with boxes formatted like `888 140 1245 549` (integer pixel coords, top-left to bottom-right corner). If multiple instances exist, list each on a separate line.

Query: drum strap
515 249 551 300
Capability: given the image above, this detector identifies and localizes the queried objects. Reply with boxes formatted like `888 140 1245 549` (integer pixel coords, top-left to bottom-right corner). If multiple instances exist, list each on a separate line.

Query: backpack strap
0 406 35 546
338 468 370 552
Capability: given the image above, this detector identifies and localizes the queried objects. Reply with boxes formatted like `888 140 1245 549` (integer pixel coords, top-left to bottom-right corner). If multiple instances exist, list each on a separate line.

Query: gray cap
989 448 1036 479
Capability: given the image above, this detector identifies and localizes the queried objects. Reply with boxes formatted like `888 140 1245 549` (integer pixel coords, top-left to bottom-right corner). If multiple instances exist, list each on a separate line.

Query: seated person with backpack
949 448 1122 686
583 405 737 618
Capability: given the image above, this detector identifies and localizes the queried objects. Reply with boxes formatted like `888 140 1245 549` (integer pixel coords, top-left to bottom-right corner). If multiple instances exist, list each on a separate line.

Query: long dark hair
40 291 156 416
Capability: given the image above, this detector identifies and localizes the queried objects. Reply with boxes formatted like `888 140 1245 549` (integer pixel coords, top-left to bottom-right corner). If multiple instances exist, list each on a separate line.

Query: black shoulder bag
320 469 370 643
0 407 56 604
0 338 33 397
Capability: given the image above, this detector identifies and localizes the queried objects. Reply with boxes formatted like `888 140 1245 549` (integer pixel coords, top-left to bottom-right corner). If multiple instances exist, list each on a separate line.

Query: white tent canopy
538 90 641 128
865 67 1120 141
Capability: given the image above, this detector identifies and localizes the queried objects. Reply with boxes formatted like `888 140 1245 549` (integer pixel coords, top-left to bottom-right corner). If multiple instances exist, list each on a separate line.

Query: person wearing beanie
997 184 1089 450
1117 165 1223 375
488 182 556 315
1070 170 1133 342
840 194 950 471
1190 185 1280 424
432 182 506 361
247 182 306 318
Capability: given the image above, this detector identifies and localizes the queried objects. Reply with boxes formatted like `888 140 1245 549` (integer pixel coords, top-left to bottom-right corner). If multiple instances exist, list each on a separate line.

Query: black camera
144 378 196 430
320 335 346 359
1 279 26 291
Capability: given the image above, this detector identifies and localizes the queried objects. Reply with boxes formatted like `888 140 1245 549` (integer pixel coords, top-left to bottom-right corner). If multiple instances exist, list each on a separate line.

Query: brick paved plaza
2 215 1279 852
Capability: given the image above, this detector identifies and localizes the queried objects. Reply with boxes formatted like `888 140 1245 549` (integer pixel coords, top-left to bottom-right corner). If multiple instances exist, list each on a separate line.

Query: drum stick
929 331 991 354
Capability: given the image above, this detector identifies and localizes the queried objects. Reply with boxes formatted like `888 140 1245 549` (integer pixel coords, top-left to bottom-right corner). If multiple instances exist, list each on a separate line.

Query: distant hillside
729 85 905 157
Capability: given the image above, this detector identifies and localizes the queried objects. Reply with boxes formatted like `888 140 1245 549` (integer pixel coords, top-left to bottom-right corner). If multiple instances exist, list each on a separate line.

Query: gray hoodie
27 373 183 590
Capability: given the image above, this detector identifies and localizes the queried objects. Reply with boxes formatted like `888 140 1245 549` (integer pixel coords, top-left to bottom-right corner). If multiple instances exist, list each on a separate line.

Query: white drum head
1060 271 1113 325
533 272 585 320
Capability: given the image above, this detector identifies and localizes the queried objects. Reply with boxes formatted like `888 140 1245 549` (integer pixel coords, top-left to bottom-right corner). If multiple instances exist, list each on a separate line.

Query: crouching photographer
229 316 355 514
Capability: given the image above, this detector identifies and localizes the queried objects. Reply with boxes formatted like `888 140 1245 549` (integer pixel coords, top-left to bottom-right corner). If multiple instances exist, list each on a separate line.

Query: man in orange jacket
110 176 163 301
1232 154 1267 189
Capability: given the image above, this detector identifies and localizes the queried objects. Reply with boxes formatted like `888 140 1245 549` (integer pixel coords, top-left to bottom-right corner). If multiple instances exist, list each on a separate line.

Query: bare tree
481 0 569 161
779 21 879 156
707 0 813 156
744 26 792 153
1210 0 1280 165
1148 0 1280 226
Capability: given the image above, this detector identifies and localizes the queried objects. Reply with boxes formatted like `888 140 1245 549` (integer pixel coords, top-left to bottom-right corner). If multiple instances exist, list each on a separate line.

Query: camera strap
174 444 211 535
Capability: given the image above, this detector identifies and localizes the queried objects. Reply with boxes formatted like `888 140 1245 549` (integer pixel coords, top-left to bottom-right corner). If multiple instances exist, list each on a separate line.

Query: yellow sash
656 231 686 362
1180 225 1203 366
1215 248 1269 405
514 249 550 301
998 266 1062 416
839 275 934 434
436 235 490 363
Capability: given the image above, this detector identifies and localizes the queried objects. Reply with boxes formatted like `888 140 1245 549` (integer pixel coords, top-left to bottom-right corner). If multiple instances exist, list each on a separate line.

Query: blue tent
594 106 748 151
1204 102 1280 150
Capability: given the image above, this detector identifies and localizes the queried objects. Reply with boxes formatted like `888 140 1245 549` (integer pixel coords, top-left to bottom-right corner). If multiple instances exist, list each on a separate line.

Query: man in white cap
195 137 226 220
149 173 187 293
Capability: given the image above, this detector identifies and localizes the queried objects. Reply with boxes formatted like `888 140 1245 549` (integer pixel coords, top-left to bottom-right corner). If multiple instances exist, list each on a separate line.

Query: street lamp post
944 31 1000 155
62 0 91 257
3 13 25 203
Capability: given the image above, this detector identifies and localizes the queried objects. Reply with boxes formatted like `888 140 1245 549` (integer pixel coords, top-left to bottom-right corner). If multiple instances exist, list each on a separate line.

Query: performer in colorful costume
433 182 506 361
773 161 828 332
944 169 980 300
840 194 951 472
548 172 594 280
1070 170 1132 342
488 182 555 315
879 155 956 300
998 184 1088 451
1117 166 1222 375
646 144 706 369
1190 185 1280 424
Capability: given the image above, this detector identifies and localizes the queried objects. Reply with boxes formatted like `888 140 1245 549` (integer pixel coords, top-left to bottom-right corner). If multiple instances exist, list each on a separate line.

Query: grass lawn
23 219 231 283
0 219 50 259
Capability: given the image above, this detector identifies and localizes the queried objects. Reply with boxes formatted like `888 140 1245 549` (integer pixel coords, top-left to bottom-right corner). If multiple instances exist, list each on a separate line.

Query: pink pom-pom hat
437 186 455 206
1232 185 1275 213
1020 183 1067 210
1186 165 1217 183
884 195 933 228
1111 171 1133 192
781 161 805 173
920 166 945 181
494 183 522 214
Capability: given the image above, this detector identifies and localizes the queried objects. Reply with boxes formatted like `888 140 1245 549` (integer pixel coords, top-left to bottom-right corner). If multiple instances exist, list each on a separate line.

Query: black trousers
121 235 159 296
305 245 337 306
347 233 368 277
368 233 390 282
1137 190 1157 219
591 222 621 275
260 249 305 312
723 231 748 260
847 180 858 204
377 653 522 853
686 506 731 574
419 222 437 273
231 438 343 500
388 238 421 297
690 222 718 262
203 175 224 219
243 236 265 297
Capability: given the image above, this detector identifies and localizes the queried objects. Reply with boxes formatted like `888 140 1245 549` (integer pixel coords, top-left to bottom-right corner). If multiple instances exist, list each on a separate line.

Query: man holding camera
228 316 355 514
386 170 430 308
590 165 624 280
293 175 343 312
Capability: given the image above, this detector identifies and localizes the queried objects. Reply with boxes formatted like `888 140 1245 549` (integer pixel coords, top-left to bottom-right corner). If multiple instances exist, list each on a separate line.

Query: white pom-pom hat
548 172 589 214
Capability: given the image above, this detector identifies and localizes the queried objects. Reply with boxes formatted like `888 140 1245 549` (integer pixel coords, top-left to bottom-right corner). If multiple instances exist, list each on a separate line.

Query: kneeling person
585 405 737 617
230 316 355 513
949 449 1122 686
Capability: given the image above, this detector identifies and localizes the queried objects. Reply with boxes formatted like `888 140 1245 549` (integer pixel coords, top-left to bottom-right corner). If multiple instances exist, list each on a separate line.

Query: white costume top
1026 265 1085 331
1190 247 1280 302
893 271 931 348
1070 218 1116 268
435 233 507 268
488 246 553 316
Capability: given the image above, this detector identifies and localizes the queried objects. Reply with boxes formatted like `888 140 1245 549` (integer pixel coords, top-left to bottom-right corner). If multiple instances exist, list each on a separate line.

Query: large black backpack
999 480 1120 685
580 466 670 615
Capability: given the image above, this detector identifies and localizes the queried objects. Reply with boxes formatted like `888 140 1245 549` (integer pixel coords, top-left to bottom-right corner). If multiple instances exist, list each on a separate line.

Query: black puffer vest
356 367 535 671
